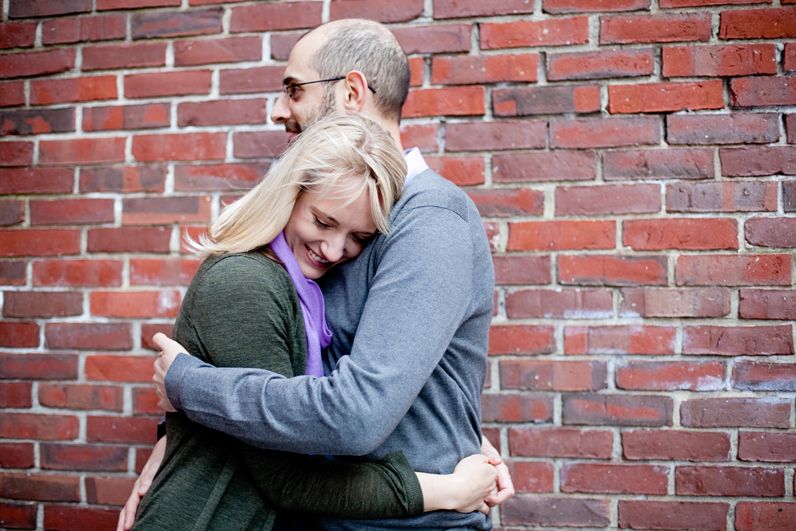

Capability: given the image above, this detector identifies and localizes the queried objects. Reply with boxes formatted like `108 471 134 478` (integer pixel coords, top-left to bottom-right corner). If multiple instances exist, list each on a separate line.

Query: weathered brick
38 383 123 411
433 0 534 18
132 133 225 162
132 7 222 39
270 33 301 61
432 54 538 85
719 146 796 177
0 442 34 468
562 463 668 495
551 116 660 149
39 138 126 165
403 86 485 118
0 49 74 79
0 229 80 257
559 254 667 286
509 461 554 493
507 288 613 319
42 13 125 46
563 394 673 427
31 75 117 105
82 42 167 71
502 496 610 528
680 397 790 429
3 291 83 318
85 476 137 506
1 108 75 136
97 0 179 9
508 220 615 251
739 432 796 463
501 359 607 391
178 99 267 127
624 218 738 250
0 353 77 380
392 25 471 54
425 156 485 186
174 163 267 192
493 151 596 182
663 44 777 77
719 8 796 39
676 254 791 287
600 13 711 44
620 287 731 318
667 181 777 213
174 36 261 66
0 413 78 440
30 198 114 226
232 131 291 159
746 217 796 248
81 165 167 193
0 168 74 194
125 70 212 99
733 361 796 391
41 443 127 472
130 258 200 287
610 80 723 114
220 66 284 95
10 0 91 17
481 17 589 49
616 360 724 391
618 500 728 531
230 2 321 33
667 113 779 145
0 260 26 286
87 415 160 444
735 502 796 531
677 466 784 497
122 196 211 225
740 289 796 320
786 44 796 72
731 76 796 107
548 48 653 80
604 148 714 180
330 0 424 22
494 85 600 116
564 325 676 355
623 429 731 462
0 322 38 348
493 255 551 285
45 323 132 350
683 325 794 356
33 259 122 288
43 505 119 530
0 141 33 166
0 501 36 529
468 188 543 217
85 354 156 383
481 393 553 423
556 183 660 215
489 325 556 356
0 473 79 502
90 290 180 318
0 22 36 49
510 427 613 458
0 382 31 408
0 200 24 226
141 324 173 351
0 81 25 107
446 121 545 152
133 386 161 415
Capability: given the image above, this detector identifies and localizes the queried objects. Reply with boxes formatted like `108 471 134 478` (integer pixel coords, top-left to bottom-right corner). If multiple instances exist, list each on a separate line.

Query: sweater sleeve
179 255 424 517
167 205 474 455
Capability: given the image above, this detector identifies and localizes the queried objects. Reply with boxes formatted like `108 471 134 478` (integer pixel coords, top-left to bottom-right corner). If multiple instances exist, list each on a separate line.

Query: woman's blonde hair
188 113 406 259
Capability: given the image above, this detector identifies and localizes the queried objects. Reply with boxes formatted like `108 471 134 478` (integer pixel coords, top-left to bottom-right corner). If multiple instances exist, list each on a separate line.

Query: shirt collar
403 147 429 190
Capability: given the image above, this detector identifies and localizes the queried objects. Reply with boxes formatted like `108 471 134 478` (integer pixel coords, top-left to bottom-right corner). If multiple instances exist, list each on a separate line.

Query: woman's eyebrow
312 206 338 225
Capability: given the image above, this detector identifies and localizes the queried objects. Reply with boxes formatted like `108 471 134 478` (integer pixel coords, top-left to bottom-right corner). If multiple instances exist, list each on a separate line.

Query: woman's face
283 176 378 280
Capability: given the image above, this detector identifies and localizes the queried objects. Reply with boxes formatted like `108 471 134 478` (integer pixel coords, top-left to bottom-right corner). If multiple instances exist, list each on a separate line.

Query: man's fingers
116 507 126 531
151 332 169 351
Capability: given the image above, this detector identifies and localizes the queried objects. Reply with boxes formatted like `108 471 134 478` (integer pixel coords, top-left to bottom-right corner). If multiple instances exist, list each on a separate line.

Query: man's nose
271 92 289 123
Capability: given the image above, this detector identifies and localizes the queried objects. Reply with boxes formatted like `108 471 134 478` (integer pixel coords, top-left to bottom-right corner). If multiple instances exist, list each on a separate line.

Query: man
119 18 512 530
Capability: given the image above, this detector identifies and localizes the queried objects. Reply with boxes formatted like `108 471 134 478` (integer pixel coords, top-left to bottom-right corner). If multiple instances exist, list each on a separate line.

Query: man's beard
297 85 338 134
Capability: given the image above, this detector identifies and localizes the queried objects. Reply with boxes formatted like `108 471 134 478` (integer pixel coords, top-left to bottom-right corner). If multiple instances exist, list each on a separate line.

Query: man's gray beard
303 85 339 130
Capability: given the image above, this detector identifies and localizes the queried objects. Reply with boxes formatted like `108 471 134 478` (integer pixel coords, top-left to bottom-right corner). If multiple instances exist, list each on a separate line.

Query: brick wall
1 0 794 530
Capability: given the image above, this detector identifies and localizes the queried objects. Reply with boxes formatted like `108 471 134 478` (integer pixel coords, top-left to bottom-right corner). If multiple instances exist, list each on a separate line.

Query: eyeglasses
283 77 377 99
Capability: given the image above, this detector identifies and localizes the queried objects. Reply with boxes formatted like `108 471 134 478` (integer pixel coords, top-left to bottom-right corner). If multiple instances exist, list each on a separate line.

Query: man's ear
341 71 369 112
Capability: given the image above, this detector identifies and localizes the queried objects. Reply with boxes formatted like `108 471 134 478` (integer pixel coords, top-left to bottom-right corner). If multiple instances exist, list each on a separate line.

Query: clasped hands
151 332 186 413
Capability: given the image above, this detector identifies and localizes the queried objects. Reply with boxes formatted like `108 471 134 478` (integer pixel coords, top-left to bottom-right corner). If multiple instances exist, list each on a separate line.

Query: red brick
663 0 763 5
30 198 114 226
604 148 714 180
0 413 78 440
39 138 125 166
88 226 171 253
219 65 284 95
399 125 437 154
0 353 77 380
131 7 222 39
174 36 261 66
509 461 554 493
562 463 667 495
0 473 79 502
0 260 26 286
552 116 659 149
600 13 711 44
0 22 36 49
1 108 75 136
0 167 74 194
553 0 653 11
624 218 737 251
468 188 544 217
90 290 180 318
667 113 779 145
786 44 796 73
663 44 777 77
122 196 211 226
563 393 672 426
0 229 80 257
432 54 538 85
446 121 545 152
87 415 161 444
0 141 33 167
41 444 126 473
85 476 137 506
125 70 212 99
557 183 660 216
39 383 123 411
501 497 610 528
617 360 724 391
786 179 796 210
0 443 34 468
98 0 179 8
181 225 211 255
548 48 653 81
0 327 39 349
481 17 589 49
10 0 91 17
740 289 796 320
731 76 796 107
684 325 794 356
619 500 728 531
677 254 791 287
3 291 82 318
0 501 37 529
80 165 167 192
32 259 122 288
495 85 600 116
178 98 267 127
232 131 291 159
564 325 676 355
739 432 796 463
501 360 607 391
433 0 534 18
609 80 723 114
506 288 613 319
392 25 471 54
133 386 161 415
82 41 167 71
330 0 423 22
0 81 25 107
133 133 224 162
677 466 784 497
43 505 119 530
0 200 24 226
141 324 173 350
229 2 321 33
720 8 796 39
493 151 596 182
85 354 156 383
508 220 615 251
42 14 126 45
481 393 553 423
45 323 132 350
559 254 666 287
176 164 267 194
733 361 796 391
620 287 731 318
408 57 423 87
0 49 74 79
623 429 731 462
31 76 117 106
681 398 790 429
510 427 612 458
0 382 31 408
424 156 484 186
493 255 551 285
719 146 796 176
668 181 777 213
736 502 796 531
403 86 485 118
488 325 556 356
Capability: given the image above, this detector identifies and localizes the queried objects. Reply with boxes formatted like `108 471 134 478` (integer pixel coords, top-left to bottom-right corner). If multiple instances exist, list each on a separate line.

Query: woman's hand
116 436 167 531
416 454 498 515
152 333 188 413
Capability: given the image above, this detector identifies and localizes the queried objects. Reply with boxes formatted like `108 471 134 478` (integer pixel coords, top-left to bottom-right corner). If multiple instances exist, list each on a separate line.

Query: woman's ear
342 71 369 112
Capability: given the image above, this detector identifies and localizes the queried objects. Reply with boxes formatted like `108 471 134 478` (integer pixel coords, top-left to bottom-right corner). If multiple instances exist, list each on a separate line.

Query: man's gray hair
309 19 410 123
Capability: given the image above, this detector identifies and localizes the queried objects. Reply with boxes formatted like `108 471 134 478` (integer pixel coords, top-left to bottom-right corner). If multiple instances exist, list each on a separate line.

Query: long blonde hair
189 113 406 259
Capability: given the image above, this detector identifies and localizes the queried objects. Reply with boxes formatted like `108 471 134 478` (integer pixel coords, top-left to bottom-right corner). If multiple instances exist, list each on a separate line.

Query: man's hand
480 435 515 506
116 436 167 531
152 332 189 413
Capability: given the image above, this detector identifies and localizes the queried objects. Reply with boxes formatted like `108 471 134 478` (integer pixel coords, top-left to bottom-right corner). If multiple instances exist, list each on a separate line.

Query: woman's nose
320 235 346 263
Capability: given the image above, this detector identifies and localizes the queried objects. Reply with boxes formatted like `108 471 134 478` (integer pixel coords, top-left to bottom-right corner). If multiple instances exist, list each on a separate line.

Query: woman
129 114 497 530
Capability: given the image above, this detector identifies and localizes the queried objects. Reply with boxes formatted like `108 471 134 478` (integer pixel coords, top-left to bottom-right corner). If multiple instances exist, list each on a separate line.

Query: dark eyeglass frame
283 77 377 99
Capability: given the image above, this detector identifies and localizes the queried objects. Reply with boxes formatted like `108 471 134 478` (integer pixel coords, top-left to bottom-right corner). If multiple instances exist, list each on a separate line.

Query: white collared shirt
403 147 429 190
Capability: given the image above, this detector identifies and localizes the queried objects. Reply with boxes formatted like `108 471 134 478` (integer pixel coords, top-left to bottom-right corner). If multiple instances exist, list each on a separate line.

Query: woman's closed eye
313 216 331 229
